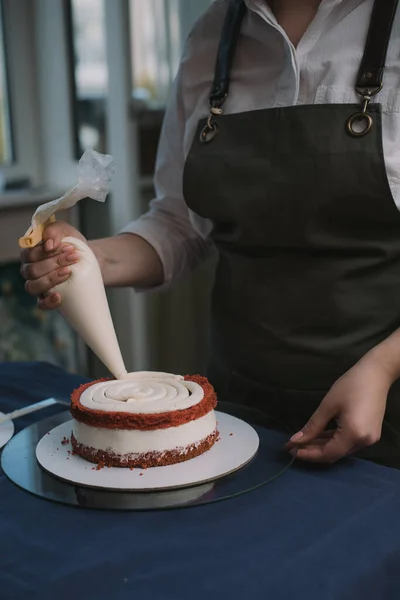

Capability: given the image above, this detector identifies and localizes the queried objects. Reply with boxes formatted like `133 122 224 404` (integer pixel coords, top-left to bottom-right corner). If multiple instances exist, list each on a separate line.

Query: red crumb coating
70 375 217 431
71 429 218 468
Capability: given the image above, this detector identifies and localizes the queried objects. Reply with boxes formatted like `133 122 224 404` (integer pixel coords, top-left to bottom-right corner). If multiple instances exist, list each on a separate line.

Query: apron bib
183 0 400 466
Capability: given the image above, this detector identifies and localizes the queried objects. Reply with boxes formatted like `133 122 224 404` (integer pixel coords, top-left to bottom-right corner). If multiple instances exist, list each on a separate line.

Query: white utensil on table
0 397 67 426
0 414 14 450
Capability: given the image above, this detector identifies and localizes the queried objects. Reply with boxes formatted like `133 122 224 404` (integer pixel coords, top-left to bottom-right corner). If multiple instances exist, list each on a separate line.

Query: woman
21 0 400 467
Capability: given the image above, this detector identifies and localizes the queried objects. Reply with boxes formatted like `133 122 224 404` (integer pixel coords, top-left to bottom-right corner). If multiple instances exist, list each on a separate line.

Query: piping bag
19 150 127 379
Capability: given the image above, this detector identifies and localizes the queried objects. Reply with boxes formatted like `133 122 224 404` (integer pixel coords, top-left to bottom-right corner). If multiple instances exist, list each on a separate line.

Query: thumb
42 222 65 252
290 400 334 444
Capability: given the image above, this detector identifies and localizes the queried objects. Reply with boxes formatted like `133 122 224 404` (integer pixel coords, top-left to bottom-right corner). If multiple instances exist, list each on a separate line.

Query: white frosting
72 411 216 455
80 372 205 414
52 237 127 379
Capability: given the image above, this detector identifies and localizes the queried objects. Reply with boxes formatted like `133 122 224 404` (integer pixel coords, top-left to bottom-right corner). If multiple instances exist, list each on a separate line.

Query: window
128 0 213 177
130 0 212 107
68 0 212 163
0 0 13 164
130 0 178 108
68 0 107 158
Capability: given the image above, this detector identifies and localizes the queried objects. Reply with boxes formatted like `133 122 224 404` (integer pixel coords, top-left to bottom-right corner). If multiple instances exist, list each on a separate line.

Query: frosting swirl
79 371 204 414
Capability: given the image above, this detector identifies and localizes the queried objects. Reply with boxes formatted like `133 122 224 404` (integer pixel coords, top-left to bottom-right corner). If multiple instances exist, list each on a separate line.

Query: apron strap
208 0 399 140
347 0 398 137
356 0 399 94
210 0 399 109
209 0 246 111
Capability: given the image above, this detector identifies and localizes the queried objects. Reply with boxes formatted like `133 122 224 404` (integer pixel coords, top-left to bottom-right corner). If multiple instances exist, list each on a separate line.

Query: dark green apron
183 0 400 467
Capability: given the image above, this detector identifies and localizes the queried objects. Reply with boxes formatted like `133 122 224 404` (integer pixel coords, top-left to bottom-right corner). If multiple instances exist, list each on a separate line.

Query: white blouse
122 0 400 287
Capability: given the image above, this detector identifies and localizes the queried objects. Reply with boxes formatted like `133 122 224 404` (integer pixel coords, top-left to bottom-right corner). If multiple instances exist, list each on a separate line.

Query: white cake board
0 414 14 449
36 411 259 492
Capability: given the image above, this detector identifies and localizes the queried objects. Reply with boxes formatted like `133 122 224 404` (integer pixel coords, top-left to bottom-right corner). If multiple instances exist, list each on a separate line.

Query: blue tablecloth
2 362 400 600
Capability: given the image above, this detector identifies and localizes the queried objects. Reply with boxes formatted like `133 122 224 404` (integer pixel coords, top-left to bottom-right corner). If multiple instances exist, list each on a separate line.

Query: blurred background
0 0 215 378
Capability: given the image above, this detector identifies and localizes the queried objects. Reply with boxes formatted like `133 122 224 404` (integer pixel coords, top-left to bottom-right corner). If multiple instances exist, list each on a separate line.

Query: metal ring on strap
346 0 398 137
200 121 219 144
346 112 373 137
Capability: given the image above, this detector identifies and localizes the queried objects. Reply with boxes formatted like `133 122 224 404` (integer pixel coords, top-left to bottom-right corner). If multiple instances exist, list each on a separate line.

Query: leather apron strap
348 0 399 136
201 0 399 142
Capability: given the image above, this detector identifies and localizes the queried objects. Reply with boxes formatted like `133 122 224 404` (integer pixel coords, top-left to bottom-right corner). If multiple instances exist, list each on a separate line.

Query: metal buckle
346 111 373 137
200 115 219 143
355 84 383 98
346 85 382 138
200 103 224 144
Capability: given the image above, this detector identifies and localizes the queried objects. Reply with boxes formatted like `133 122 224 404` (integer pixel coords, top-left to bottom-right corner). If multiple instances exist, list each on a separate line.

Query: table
2 361 400 600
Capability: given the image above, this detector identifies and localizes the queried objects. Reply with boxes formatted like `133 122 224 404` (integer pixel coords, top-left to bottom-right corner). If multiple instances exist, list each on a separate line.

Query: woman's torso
178 0 400 240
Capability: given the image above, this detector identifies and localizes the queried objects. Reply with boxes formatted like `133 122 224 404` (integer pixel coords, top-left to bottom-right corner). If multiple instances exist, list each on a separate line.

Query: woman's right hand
20 221 87 310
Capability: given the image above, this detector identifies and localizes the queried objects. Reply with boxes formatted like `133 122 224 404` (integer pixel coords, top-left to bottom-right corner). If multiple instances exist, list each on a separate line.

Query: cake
70 372 218 468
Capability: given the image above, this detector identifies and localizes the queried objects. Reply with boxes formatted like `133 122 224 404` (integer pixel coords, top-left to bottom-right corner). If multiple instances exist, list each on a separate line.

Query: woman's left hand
285 357 393 463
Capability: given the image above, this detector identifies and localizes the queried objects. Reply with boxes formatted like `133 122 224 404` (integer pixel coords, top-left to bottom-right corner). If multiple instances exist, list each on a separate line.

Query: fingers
20 221 82 312
21 242 79 301
21 247 78 281
286 428 344 463
24 267 72 296
290 426 380 464
21 242 76 266
285 429 335 451
294 443 333 462
43 222 67 252
289 400 336 445
37 293 62 310
294 434 352 464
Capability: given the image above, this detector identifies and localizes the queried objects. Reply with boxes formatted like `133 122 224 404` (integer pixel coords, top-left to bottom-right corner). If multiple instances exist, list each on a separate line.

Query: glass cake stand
1 402 296 511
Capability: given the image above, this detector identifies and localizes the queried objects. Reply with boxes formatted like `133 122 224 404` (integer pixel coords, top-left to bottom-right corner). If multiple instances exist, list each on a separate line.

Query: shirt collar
244 0 345 14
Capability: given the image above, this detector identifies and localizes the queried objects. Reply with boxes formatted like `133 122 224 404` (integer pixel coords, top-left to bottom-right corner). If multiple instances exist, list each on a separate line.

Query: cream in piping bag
51 237 127 379
19 150 127 379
